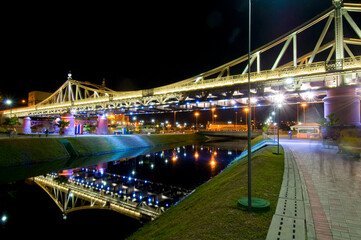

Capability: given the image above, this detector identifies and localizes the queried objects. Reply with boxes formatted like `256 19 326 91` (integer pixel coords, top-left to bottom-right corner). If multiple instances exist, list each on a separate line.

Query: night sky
1 1 344 104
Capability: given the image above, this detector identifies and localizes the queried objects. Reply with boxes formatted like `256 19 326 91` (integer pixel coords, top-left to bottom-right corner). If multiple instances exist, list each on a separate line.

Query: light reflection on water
0 140 246 236
59 142 244 191
46 141 245 213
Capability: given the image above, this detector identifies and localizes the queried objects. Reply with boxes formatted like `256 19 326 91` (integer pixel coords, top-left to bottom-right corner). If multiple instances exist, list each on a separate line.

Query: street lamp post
246 0 252 212
194 112 199 131
5 99 13 118
244 108 249 129
238 0 270 213
211 108 216 124
274 104 282 155
301 103 307 123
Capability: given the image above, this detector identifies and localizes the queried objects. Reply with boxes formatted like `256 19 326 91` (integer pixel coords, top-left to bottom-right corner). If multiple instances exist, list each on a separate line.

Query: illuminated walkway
281 139 361 240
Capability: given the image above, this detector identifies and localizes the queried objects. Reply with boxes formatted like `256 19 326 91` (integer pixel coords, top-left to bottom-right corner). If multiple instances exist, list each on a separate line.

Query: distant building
207 123 247 131
28 91 52 106
290 123 321 138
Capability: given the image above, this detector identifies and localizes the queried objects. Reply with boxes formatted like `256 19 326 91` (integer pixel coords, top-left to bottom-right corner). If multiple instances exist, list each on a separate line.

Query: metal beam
343 10 361 39
272 36 293 70
293 34 297 67
334 1 344 60
309 14 334 64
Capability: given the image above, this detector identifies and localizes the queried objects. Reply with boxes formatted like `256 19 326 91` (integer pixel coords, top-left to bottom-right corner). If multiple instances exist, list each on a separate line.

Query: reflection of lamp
210 155 216 169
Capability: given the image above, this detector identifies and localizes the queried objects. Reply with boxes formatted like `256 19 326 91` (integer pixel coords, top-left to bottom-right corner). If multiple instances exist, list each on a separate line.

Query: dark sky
2 0 337 103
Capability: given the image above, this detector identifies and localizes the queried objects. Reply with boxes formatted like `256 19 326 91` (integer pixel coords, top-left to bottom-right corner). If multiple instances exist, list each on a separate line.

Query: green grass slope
128 145 284 240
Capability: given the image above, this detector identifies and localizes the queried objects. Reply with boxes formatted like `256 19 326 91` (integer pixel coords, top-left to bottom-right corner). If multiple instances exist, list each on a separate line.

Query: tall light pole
238 0 270 213
246 0 252 212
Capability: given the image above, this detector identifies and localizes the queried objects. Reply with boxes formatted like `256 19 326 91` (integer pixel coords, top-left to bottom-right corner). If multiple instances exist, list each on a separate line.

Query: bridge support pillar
96 115 108 135
22 116 32 134
61 113 75 135
323 88 361 126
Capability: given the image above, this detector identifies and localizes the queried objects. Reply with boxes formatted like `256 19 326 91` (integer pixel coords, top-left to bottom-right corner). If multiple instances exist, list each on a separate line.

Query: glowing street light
244 108 249 128
301 103 307 123
211 108 216 124
194 112 199 131
5 99 12 105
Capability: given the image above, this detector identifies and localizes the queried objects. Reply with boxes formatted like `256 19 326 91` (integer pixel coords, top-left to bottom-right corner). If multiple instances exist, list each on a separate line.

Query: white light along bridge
34 175 163 221
2 1 361 127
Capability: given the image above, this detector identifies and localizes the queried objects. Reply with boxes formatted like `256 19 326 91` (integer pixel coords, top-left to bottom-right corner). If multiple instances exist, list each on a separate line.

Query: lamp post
211 108 216 124
194 112 199 131
301 103 307 123
238 0 270 213
246 0 252 212
274 104 282 155
244 107 249 129
5 99 13 118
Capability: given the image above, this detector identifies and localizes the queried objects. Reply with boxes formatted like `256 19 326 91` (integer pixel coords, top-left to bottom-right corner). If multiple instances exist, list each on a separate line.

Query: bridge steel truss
2 2 361 118
33 176 161 221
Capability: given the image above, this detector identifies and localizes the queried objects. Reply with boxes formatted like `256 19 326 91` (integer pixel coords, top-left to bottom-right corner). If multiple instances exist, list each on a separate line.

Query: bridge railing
153 56 361 95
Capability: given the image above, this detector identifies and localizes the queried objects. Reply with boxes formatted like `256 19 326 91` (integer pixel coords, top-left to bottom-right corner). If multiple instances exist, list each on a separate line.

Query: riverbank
127 141 284 240
0 134 206 168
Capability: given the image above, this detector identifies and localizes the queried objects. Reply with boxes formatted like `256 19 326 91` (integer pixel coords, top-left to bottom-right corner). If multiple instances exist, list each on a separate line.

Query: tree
83 124 96 133
1 117 21 126
317 113 340 127
56 120 70 135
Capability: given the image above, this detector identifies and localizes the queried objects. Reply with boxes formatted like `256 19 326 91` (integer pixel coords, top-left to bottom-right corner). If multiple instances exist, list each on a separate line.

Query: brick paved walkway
281 139 361 240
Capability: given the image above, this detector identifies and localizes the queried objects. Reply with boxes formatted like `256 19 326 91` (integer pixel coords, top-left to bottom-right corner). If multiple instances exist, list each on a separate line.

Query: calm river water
0 138 246 238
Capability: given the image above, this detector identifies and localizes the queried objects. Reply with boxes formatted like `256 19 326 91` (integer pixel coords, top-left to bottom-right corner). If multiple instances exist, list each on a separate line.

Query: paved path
281 139 361 240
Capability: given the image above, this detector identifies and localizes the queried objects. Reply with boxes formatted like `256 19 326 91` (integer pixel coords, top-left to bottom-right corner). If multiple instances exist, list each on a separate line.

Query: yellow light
194 152 199 159
244 108 249 112
172 156 177 161
194 112 199 116
210 160 216 166
301 103 307 107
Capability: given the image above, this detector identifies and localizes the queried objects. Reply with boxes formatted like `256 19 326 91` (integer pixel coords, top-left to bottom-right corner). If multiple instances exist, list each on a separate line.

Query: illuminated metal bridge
2 1 361 122
33 171 190 220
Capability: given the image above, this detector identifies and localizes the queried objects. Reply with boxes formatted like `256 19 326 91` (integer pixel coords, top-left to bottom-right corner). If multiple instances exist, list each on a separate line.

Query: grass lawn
0 138 69 166
127 145 284 240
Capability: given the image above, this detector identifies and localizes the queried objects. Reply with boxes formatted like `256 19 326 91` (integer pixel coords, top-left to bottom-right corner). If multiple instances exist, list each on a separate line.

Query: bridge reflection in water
32 142 244 221
34 169 190 221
